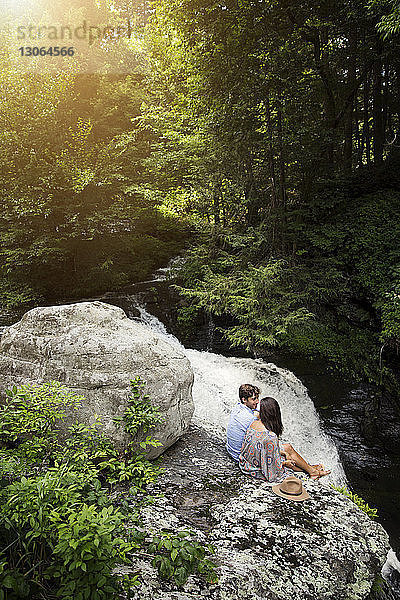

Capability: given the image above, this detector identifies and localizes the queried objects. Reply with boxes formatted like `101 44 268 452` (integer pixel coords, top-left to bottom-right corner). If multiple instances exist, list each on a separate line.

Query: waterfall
136 303 347 485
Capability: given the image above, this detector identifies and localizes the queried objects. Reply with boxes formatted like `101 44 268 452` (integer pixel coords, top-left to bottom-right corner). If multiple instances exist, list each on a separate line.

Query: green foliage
139 0 400 400
0 52 191 309
0 382 85 474
111 376 164 492
49 504 133 600
60 422 117 477
331 485 378 520
0 279 38 309
0 379 162 489
0 381 144 597
0 467 122 599
0 382 83 443
175 186 400 395
145 0 400 236
368 0 400 39
148 530 217 587
0 561 30 599
115 375 164 437
0 380 217 597
176 230 356 370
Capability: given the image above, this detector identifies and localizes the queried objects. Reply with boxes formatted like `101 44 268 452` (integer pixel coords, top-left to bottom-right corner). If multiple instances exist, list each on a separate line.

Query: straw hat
272 476 310 502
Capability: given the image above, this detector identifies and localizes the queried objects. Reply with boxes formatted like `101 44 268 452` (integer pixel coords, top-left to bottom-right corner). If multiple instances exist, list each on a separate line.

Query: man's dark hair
239 383 256 403
259 397 283 437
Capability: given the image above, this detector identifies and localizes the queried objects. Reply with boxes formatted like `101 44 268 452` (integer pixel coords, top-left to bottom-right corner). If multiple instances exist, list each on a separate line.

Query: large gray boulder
124 425 392 600
0 301 194 456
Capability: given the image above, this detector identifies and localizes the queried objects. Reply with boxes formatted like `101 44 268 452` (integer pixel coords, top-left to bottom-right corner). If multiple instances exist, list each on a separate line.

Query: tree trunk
277 104 286 212
355 90 362 168
265 98 277 210
277 101 287 251
343 29 357 173
245 167 258 225
382 62 390 153
372 38 384 165
213 181 221 225
363 74 371 165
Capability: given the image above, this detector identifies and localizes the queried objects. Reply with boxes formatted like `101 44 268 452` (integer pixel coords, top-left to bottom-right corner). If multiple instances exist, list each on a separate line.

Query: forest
1 0 400 597
1 0 400 398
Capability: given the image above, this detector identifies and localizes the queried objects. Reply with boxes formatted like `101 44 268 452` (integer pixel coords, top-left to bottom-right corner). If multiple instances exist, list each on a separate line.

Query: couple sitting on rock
226 383 330 486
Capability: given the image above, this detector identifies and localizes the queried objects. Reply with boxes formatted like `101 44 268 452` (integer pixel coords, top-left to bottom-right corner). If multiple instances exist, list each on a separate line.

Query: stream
1 261 400 594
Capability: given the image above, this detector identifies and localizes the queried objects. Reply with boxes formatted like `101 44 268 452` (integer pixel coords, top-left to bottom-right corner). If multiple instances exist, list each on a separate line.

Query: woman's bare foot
309 467 331 480
311 464 324 471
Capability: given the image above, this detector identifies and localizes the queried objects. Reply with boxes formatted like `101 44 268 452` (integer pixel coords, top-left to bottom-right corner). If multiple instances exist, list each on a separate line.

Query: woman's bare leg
282 444 331 479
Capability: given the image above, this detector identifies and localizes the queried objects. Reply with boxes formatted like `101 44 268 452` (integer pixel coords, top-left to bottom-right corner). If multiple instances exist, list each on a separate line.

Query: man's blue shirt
226 402 256 462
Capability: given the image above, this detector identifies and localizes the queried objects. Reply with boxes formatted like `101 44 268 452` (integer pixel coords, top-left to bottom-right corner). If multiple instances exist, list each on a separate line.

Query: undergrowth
0 378 217 599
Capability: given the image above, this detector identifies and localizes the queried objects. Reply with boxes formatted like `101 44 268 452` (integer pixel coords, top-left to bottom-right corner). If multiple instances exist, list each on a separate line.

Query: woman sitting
239 396 330 484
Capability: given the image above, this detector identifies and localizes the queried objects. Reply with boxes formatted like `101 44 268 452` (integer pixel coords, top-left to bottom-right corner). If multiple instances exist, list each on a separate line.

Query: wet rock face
129 426 390 600
0 301 194 456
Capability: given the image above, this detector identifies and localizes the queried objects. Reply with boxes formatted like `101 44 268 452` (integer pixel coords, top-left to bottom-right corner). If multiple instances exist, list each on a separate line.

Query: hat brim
271 483 310 502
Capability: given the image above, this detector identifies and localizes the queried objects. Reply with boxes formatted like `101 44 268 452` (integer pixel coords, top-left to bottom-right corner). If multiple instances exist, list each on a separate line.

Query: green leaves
148 530 218 587
0 466 125 598
0 382 85 471
0 563 30 598
0 56 190 308
177 240 317 354
50 502 127 599
0 379 156 597
331 485 378 520
0 378 216 597
175 184 400 395
116 375 164 437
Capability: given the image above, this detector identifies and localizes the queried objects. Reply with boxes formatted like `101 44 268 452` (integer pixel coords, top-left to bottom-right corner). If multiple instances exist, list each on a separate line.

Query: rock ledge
130 426 390 600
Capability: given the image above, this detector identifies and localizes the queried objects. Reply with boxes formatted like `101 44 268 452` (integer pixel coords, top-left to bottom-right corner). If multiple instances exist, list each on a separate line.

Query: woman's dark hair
259 397 283 437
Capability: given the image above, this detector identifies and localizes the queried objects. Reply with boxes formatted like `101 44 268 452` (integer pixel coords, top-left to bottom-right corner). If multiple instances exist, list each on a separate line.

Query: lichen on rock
130 425 391 600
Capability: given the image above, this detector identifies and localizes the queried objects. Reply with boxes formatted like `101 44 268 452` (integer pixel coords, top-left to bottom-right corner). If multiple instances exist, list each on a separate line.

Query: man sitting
226 383 258 461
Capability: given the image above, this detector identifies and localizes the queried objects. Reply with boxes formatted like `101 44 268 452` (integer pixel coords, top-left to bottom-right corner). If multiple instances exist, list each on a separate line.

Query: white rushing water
133 257 187 285
137 304 347 485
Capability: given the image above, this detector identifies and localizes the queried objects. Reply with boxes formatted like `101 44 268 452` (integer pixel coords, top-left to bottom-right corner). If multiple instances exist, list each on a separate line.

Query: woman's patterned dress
239 426 290 484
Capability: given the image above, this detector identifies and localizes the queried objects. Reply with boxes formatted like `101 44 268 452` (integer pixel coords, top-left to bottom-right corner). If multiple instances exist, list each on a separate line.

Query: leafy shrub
0 382 85 478
59 421 116 478
0 557 30 600
0 380 162 490
112 376 164 492
0 379 217 597
50 504 134 600
0 467 120 598
0 381 147 598
0 382 83 444
114 375 164 437
148 530 217 587
331 485 378 519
